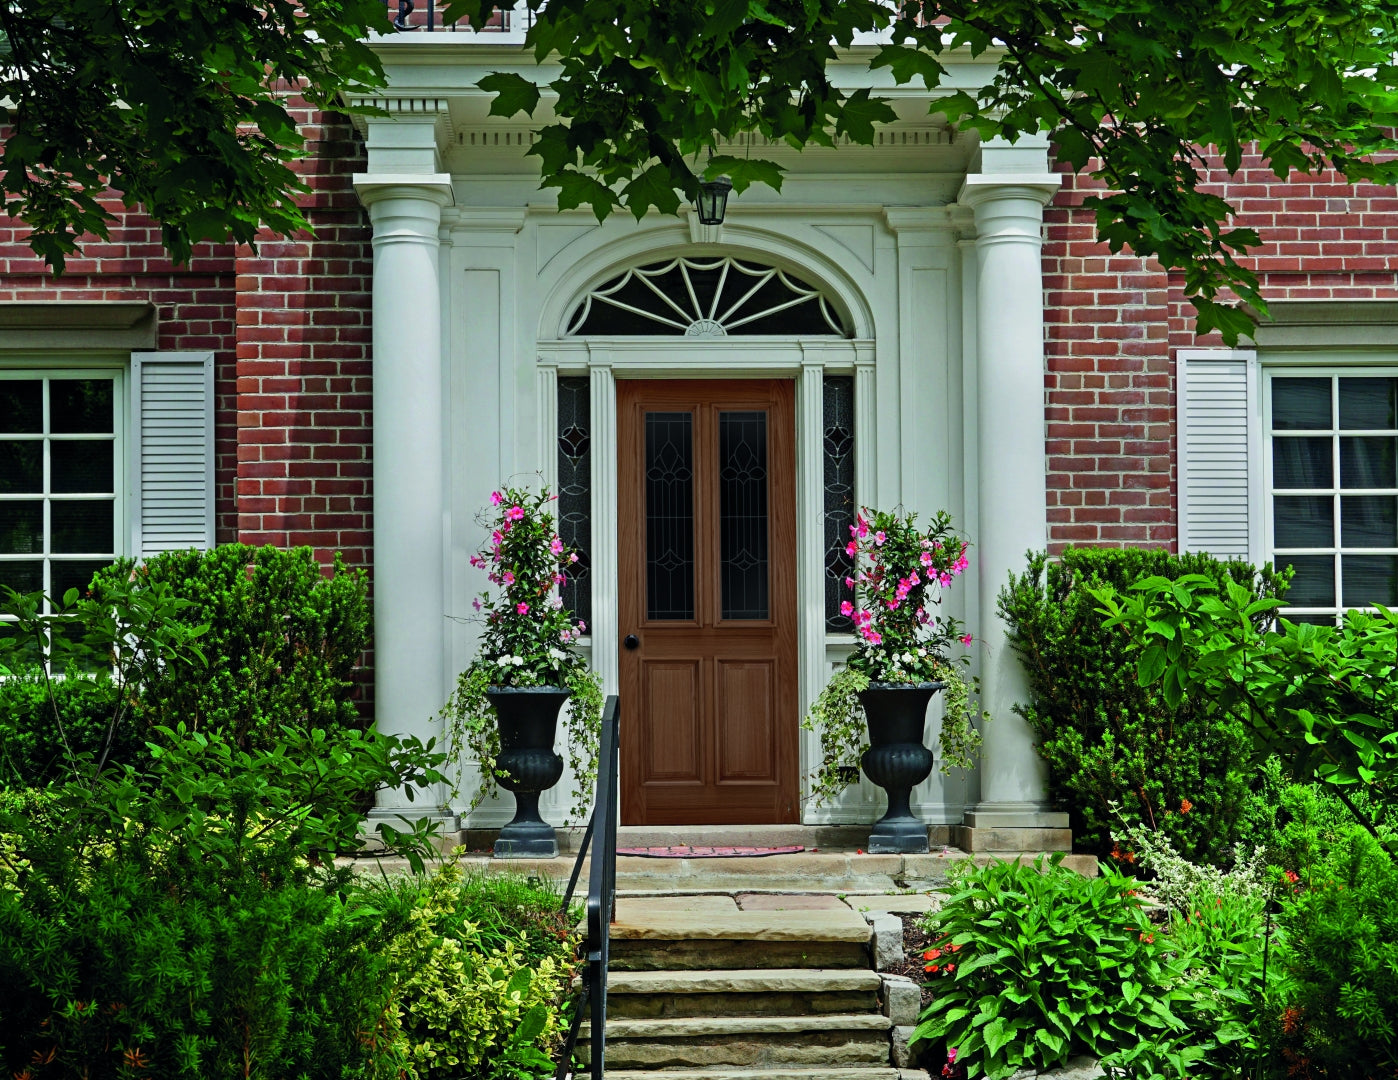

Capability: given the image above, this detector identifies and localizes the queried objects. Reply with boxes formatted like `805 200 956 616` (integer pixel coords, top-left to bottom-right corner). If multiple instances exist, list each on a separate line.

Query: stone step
608 900 873 971
604 967 881 1019
604 1070 909 1080
581 1014 893 1070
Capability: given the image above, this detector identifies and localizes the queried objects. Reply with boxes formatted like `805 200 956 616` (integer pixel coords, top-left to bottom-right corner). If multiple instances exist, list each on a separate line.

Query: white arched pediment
534 220 878 343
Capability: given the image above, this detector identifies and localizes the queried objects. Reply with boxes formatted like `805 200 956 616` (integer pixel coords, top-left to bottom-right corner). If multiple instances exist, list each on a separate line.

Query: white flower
549 594 564 610
548 647 567 661
496 655 514 667
901 652 914 664
511 656 525 666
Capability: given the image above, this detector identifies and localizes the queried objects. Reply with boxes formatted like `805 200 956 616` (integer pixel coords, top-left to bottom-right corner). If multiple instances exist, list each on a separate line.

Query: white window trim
1262 363 1398 620
0 361 128 612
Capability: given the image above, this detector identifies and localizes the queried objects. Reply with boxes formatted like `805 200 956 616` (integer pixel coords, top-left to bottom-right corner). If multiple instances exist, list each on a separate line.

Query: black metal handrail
556 694 619 1080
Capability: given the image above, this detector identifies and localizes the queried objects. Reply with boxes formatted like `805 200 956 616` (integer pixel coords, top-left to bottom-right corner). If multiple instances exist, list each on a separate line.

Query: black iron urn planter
858 680 944 855
486 685 570 858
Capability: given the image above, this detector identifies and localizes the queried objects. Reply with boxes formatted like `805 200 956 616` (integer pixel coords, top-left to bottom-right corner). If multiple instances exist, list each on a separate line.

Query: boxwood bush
94 544 371 748
999 548 1289 866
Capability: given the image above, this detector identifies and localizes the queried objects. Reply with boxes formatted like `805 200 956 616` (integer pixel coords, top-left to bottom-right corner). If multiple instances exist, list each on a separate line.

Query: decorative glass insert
556 375 592 627
0 374 119 664
1269 373 1398 623
645 412 696 620
567 256 850 338
823 376 856 631
719 411 770 620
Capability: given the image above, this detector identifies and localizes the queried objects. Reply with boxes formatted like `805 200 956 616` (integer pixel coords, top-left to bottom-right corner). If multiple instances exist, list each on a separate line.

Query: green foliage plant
1271 828 1398 1077
1112 813 1270 913
379 864 577 1080
0 669 127 787
802 507 982 807
458 0 1398 342
93 544 372 750
911 855 1175 1080
1093 575 1398 858
0 0 395 271
1000 548 1289 864
0 859 413 1080
442 485 603 821
1102 885 1272 1080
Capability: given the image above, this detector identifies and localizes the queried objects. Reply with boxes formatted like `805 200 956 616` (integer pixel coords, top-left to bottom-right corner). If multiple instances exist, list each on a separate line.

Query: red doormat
616 845 805 858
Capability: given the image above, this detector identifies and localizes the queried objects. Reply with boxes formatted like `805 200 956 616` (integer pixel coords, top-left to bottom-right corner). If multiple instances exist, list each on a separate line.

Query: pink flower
505 505 525 522
491 530 504 547
856 514 869 538
845 576 855 589
886 599 900 611
472 598 482 611
577 621 587 633
569 552 579 563
550 536 565 554
874 531 886 545
490 491 504 506
961 633 974 646
840 600 854 617
553 572 567 585
939 572 953 587
503 570 515 586
561 629 573 643
849 524 859 538
469 554 484 568
516 602 530 615
846 541 858 557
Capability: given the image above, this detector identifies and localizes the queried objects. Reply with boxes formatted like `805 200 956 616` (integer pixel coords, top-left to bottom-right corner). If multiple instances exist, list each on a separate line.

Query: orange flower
1180 798 1193 814
944 963 955 973
924 948 942 961
926 963 940 973
1139 931 1155 944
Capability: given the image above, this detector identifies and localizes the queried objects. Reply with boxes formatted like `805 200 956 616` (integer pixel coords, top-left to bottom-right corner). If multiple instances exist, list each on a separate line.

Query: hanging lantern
695 176 733 226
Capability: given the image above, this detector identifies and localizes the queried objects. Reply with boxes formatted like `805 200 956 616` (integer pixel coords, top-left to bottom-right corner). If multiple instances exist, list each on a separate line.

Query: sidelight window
557 375 592 626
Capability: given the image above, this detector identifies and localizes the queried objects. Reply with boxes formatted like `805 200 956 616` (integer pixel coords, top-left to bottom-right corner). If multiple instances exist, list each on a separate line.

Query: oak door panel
618 379 798 825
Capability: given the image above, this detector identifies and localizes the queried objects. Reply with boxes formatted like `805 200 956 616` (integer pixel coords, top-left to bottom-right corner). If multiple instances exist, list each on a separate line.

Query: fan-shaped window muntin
566 257 850 338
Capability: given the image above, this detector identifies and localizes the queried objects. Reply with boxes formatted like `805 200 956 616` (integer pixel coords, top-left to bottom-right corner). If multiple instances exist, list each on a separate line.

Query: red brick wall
0 201 239 542
1043 155 1398 556
233 109 374 572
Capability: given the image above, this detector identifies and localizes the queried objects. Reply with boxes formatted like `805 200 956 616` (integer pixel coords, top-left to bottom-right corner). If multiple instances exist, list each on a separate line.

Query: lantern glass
696 176 732 226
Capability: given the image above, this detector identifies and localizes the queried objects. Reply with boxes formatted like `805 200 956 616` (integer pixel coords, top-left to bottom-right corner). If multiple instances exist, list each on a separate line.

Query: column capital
353 173 454 209
957 172 1062 211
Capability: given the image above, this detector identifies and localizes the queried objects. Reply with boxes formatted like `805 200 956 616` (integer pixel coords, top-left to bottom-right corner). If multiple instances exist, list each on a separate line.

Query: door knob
623 634 640 650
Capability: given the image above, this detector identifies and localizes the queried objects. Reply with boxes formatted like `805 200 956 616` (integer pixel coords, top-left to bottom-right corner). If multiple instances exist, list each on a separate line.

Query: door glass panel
719 411 770 620
557 376 592 626
823 376 855 631
645 412 695 620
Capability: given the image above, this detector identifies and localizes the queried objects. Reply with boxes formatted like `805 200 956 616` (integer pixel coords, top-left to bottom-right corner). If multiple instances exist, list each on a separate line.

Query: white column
588 358 620 697
959 170 1067 829
356 174 453 820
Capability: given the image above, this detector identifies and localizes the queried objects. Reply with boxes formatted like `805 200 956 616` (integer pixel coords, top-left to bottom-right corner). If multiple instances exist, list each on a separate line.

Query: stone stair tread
611 906 871 943
604 1069 905 1079
604 967 882 994
583 1012 893 1040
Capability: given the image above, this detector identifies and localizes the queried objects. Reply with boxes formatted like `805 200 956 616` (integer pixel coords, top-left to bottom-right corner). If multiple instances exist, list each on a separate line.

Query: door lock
623 634 640 651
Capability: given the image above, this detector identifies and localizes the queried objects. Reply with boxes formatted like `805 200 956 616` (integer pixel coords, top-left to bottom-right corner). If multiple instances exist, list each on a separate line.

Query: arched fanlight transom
566 256 851 338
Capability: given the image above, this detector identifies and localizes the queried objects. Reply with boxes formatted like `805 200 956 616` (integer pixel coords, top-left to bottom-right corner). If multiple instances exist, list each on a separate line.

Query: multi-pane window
823 375 856 631
0 373 122 654
1268 372 1398 623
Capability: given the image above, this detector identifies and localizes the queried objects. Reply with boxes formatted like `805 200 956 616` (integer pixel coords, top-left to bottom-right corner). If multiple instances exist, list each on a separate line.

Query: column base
958 804 1071 853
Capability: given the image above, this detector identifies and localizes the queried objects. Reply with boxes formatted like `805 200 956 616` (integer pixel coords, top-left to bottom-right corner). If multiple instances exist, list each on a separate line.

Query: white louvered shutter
1177 349 1262 563
129 351 215 554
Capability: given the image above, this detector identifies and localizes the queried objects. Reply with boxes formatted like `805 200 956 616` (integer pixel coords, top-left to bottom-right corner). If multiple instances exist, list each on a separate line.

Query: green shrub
999 547 1289 865
0 858 411 1080
912 856 1174 1080
95 544 371 748
378 864 578 1080
1272 828 1398 1078
0 669 130 787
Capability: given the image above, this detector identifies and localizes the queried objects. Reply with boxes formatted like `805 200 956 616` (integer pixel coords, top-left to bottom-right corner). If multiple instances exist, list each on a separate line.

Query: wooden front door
618 379 799 825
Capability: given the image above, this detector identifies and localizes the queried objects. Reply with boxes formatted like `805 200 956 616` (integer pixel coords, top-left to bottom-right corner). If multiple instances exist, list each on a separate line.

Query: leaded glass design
557 375 592 626
645 412 696 620
823 376 856 631
719 411 770 620
1270 373 1398 623
567 257 850 338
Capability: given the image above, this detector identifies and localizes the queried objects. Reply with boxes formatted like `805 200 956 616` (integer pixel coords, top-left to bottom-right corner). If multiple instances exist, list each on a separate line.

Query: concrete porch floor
352 823 1097 891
